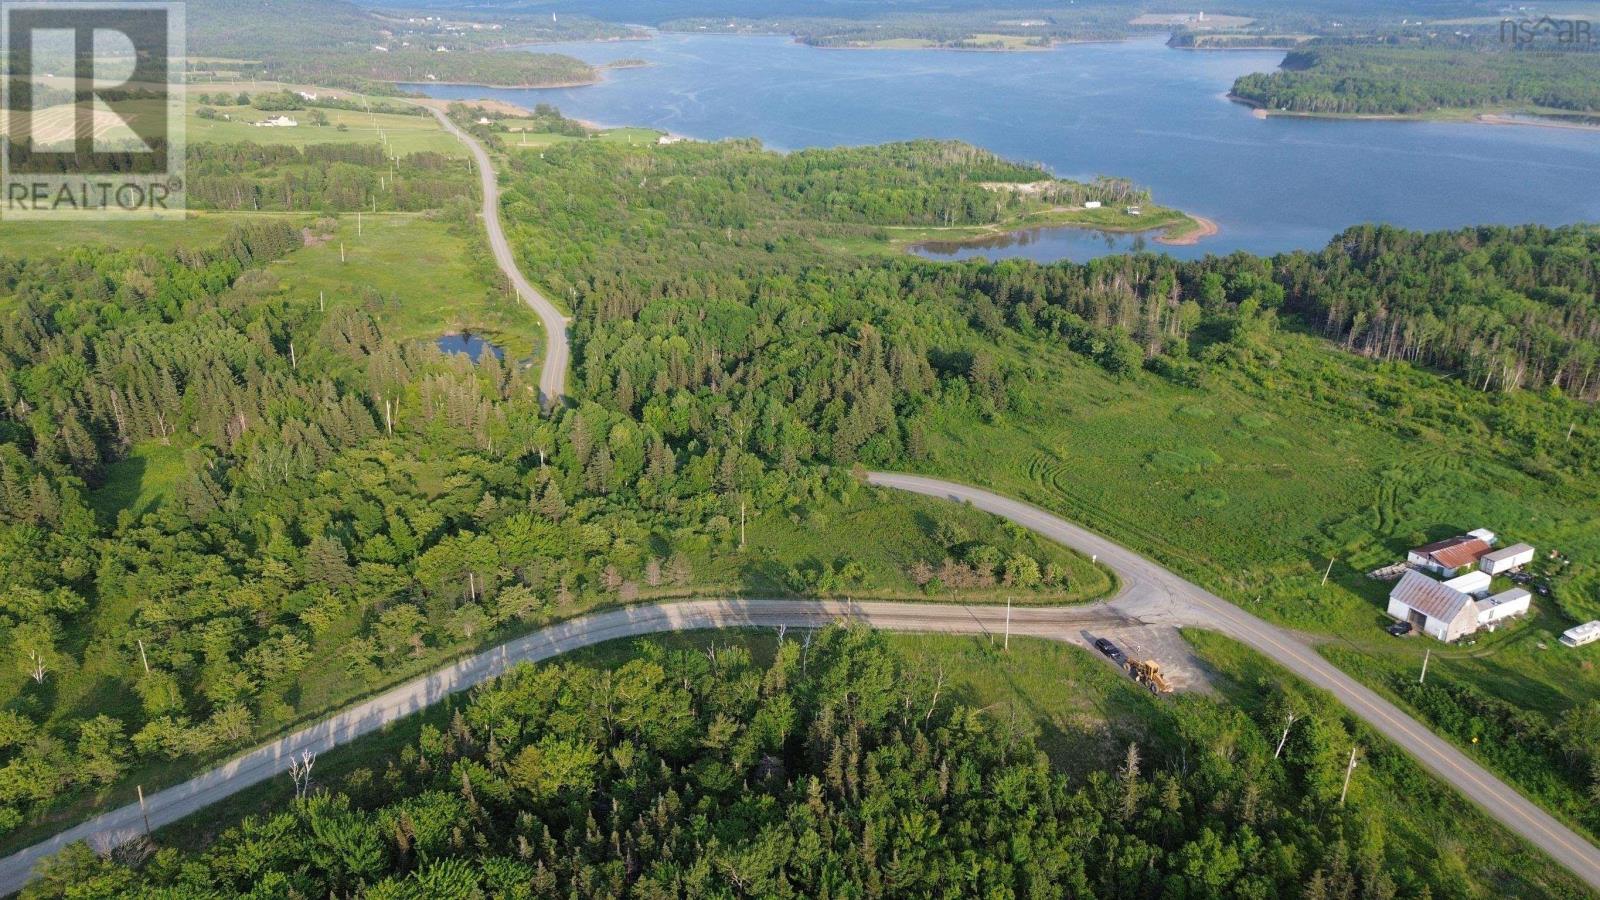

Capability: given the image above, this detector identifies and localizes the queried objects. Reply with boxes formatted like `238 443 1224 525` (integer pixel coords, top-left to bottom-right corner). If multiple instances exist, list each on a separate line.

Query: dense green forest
0 135 1103 844
1232 44 1600 115
495 135 1600 844
25 627 1589 898
187 143 477 212
4 107 1600 883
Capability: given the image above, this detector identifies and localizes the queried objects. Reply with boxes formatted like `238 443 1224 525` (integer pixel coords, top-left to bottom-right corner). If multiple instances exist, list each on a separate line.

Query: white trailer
1480 542 1535 575
1561 621 1600 648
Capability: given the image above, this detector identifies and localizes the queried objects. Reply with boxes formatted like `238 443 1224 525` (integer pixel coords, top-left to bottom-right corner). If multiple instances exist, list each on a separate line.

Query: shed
1476 588 1530 626
1387 571 1478 642
1467 528 1497 546
1480 542 1535 575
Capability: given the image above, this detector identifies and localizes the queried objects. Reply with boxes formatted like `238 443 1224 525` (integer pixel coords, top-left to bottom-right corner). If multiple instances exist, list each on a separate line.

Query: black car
1093 638 1127 664
1386 621 1413 637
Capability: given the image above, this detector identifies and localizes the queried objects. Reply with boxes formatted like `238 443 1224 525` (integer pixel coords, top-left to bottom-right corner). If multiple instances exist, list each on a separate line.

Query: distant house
1388 571 1480 642
476 116 492 125
657 135 685 145
253 116 299 128
1561 621 1600 648
1406 535 1492 576
1480 542 1535 575
297 91 319 101
1388 570 1531 642
1083 200 1102 209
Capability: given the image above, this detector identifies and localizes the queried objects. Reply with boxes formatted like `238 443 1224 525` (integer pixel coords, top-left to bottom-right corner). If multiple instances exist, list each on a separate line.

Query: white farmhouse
1480 542 1535 575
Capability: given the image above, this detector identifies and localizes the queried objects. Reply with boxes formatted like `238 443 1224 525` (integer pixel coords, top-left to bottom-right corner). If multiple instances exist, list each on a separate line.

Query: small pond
435 333 505 363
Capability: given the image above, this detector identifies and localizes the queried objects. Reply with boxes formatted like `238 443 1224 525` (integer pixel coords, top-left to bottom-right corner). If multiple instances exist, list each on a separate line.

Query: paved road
429 108 569 408
0 475 1594 893
868 473 1600 892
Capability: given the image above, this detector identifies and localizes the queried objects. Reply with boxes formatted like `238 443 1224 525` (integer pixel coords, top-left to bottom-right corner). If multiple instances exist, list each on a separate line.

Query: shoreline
402 76 600 90
1232 94 1600 131
1156 214 1219 246
901 209 1219 256
803 36 1125 53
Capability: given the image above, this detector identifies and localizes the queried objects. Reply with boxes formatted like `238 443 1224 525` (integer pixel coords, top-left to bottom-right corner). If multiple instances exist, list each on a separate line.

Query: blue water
436 333 505 362
414 33 1600 260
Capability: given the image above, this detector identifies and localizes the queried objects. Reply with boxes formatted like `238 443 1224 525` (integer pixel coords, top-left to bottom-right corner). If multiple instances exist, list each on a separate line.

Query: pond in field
435 333 504 363
413 33 1600 261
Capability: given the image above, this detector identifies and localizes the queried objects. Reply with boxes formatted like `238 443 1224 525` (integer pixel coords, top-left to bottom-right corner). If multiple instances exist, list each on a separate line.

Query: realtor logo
1 1 185 218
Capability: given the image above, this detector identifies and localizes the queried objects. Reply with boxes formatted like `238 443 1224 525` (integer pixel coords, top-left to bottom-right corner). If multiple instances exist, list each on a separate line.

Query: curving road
0 476 1594 893
429 107 569 408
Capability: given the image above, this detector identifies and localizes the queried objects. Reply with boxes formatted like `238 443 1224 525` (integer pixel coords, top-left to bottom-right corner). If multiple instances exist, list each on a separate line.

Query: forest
3 108 1600 885
186 143 477 213
21 626 1589 898
0 137 1093 844
1231 44 1600 115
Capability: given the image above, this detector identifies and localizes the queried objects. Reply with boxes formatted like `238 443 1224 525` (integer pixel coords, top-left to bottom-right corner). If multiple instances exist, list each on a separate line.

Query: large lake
415 33 1600 262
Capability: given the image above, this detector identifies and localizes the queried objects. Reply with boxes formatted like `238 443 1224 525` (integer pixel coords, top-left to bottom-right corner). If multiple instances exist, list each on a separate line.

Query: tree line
26 626 1578 897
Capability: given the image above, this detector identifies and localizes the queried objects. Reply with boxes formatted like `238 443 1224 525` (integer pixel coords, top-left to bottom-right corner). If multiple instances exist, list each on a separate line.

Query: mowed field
915 323 1600 838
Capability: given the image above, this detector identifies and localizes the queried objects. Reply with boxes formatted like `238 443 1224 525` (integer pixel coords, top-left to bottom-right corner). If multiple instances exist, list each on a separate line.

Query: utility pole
1004 597 1012 651
289 341 297 370
137 785 151 835
739 501 746 550
1419 648 1431 684
385 399 393 435
340 242 346 263
319 289 325 312
357 211 362 237
1339 746 1360 806
1321 556 1336 586
1274 712 1296 758
137 639 149 674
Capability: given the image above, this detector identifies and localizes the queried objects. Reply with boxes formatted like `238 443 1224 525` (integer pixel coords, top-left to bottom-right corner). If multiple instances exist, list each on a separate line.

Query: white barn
1480 543 1535 575
1387 571 1479 642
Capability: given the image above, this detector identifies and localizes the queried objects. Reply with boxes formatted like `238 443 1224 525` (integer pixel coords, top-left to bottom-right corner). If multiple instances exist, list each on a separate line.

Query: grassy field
906 321 1600 839
88 442 192 524
0 216 231 256
688 487 1114 604
876 203 1197 251
255 212 545 362
187 103 464 156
